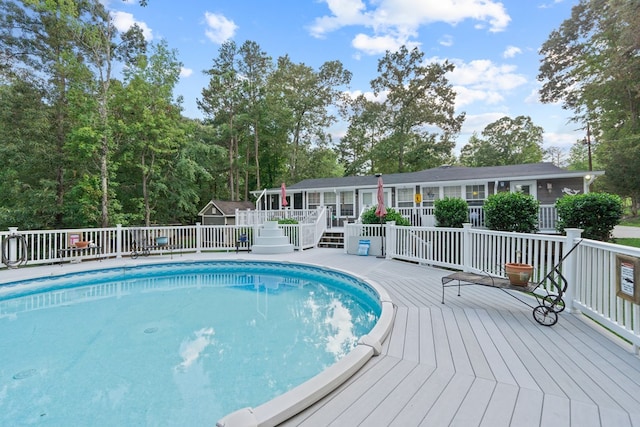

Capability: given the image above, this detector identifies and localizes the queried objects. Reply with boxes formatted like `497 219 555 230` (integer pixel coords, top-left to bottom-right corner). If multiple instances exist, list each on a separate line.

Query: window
443 186 462 198
397 188 414 208
323 192 336 204
308 192 320 209
340 191 354 216
465 185 485 200
323 192 337 218
422 186 439 205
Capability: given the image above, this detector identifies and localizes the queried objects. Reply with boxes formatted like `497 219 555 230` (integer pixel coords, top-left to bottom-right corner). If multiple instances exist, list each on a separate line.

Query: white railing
0 213 329 266
573 240 640 350
3 220 640 353
396 204 558 232
236 208 325 226
347 223 639 353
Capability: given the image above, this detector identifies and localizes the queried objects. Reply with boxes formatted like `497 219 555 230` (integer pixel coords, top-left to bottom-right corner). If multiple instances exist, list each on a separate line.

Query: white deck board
275 250 640 427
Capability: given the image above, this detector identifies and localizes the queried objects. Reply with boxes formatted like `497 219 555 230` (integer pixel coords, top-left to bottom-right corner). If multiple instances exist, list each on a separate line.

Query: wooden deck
272 250 640 427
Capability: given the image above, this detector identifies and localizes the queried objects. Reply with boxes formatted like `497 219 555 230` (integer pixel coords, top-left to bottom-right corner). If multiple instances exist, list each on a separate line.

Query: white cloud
310 0 510 55
439 34 454 47
503 45 522 58
110 11 153 40
204 12 237 44
446 59 527 91
180 67 193 78
543 131 580 150
352 33 418 55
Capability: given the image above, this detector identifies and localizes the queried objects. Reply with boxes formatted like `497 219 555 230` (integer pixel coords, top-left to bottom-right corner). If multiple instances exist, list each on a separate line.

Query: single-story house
198 199 255 225
253 163 604 228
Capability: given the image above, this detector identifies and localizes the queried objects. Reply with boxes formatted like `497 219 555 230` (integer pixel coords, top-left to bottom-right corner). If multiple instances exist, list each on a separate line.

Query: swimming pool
0 260 394 426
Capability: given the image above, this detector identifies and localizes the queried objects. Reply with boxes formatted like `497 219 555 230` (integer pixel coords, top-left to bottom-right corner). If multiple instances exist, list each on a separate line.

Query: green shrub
484 192 540 233
360 206 410 226
434 197 468 228
277 218 298 224
555 192 622 241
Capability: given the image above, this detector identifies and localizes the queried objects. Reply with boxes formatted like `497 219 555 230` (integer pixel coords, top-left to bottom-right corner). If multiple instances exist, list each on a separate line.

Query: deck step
318 231 344 249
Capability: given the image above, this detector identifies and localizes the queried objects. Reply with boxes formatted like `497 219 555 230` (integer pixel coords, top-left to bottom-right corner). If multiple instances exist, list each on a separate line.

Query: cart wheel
143 248 150 257
542 295 565 313
533 305 558 326
131 251 139 259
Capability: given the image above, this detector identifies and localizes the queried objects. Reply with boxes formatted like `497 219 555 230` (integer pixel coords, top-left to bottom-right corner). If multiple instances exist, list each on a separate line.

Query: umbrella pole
377 216 385 258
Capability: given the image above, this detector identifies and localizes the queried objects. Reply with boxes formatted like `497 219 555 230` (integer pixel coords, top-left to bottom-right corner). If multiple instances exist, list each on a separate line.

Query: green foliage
339 45 462 175
539 0 640 208
459 116 544 167
434 197 468 228
277 218 298 224
360 206 410 226
555 193 622 241
484 192 540 233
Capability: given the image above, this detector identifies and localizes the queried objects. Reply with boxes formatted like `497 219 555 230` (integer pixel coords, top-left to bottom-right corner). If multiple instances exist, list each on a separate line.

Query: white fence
3 219 640 353
0 220 326 266
397 204 558 231
346 223 640 353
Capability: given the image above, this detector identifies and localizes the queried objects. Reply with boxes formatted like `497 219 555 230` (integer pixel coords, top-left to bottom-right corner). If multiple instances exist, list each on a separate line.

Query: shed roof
198 199 254 216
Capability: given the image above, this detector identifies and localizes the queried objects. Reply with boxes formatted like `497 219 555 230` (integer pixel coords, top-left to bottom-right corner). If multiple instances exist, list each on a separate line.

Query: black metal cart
441 240 582 326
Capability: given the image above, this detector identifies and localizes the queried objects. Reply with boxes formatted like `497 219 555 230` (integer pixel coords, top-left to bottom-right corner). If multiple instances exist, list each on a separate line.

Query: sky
105 0 583 157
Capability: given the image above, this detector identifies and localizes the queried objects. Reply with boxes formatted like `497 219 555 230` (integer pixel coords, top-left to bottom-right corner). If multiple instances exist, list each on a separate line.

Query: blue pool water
0 261 381 425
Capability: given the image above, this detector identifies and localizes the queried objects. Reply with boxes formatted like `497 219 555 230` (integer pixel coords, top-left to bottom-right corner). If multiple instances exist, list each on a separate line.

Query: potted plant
504 262 533 286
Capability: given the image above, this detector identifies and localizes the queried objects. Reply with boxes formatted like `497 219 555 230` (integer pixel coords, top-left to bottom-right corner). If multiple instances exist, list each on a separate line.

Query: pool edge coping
216 271 396 427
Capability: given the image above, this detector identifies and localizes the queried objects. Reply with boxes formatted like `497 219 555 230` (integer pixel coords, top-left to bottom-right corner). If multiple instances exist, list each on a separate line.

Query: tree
238 40 272 192
269 56 351 181
338 94 389 175
538 0 640 207
116 41 184 226
459 116 544 166
0 0 92 227
199 41 245 200
369 45 464 173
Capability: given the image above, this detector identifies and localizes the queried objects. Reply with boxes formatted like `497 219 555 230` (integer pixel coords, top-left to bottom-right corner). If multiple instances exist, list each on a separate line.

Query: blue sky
106 0 582 157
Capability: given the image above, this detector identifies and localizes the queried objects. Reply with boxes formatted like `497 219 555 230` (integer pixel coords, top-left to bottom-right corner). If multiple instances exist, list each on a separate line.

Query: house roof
281 163 602 192
198 199 254 216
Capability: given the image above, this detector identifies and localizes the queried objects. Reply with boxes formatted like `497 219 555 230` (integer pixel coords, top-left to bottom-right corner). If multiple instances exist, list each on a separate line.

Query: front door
360 190 389 211
511 180 537 200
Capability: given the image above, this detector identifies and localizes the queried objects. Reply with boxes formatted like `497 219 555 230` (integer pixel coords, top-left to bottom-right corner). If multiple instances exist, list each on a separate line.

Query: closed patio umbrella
375 175 386 257
281 182 288 207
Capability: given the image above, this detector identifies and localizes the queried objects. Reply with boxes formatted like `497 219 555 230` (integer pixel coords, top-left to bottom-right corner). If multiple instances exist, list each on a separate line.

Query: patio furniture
235 233 250 253
130 229 180 259
441 240 582 326
58 244 103 264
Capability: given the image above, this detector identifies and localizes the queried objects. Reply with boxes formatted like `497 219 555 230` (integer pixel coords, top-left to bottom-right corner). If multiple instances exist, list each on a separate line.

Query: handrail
255 188 267 210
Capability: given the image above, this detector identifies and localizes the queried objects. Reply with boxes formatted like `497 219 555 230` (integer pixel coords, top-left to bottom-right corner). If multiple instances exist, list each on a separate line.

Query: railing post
462 223 472 272
116 224 122 259
195 222 202 254
563 228 583 313
384 221 395 259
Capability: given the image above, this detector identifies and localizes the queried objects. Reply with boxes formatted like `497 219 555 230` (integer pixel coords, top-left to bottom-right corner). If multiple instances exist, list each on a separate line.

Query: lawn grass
620 216 640 227
613 238 640 248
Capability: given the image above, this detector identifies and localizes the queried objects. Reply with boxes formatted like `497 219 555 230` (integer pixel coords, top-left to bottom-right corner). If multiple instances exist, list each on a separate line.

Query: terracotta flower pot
74 241 89 249
505 262 533 286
